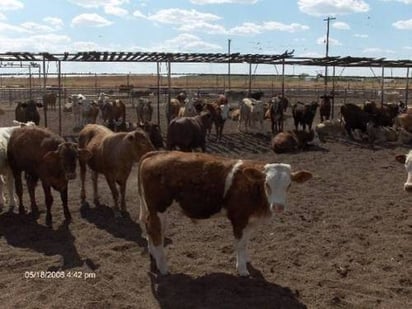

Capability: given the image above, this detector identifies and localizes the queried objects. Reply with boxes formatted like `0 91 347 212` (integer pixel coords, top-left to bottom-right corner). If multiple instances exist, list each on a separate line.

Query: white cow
395 150 412 192
68 94 96 129
238 98 264 132
0 121 36 210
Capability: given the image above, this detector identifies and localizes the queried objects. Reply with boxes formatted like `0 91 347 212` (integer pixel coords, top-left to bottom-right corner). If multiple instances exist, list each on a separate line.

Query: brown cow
166 111 213 152
98 93 126 130
271 130 314 153
136 97 153 124
43 93 57 111
7 126 91 226
206 95 229 141
78 124 154 216
166 92 186 123
138 151 312 276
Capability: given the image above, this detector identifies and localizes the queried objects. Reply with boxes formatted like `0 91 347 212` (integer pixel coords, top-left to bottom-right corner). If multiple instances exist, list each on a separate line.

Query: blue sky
0 0 411 75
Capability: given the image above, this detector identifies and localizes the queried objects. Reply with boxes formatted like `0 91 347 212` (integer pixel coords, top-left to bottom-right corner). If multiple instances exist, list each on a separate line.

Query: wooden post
248 62 252 95
281 58 285 97
331 65 336 119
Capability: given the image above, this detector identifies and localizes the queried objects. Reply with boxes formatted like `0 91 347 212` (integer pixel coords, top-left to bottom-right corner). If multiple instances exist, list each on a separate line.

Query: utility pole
324 16 335 94
228 38 231 90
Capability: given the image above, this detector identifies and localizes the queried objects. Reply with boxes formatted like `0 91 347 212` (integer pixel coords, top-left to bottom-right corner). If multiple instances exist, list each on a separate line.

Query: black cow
15 100 42 125
292 101 319 131
363 100 400 127
340 103 370 139
319 95 333 122
167 111 213 152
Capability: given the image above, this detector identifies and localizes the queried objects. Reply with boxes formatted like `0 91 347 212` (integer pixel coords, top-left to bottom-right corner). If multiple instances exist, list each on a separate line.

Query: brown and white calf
395 150 412 192
138 151 312 276
78 124 154 216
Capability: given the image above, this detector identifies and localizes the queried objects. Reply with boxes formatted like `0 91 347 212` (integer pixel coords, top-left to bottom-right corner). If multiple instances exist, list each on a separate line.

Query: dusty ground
0 101 411 309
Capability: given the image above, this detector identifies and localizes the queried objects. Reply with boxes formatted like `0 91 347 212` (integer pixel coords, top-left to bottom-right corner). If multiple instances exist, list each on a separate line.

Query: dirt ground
0 102 411 309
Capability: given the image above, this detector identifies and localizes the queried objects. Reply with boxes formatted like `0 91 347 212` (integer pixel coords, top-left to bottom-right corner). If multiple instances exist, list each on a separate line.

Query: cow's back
139 151 237 218
8 127 62 173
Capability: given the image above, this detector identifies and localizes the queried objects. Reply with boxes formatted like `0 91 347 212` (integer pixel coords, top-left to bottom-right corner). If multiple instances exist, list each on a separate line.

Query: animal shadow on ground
149 267 307 309
0 211 85 270
79 202 147 247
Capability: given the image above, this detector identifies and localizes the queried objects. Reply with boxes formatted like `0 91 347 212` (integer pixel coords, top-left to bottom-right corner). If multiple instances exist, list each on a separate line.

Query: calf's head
43 142 92 180
125 129 155 161
244 163 312 213
395 150 412 192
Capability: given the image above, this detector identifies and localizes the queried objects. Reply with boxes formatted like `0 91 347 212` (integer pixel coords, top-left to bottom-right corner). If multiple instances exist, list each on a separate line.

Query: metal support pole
405 67 410 107
281 58 285 97
324 16 336 95
332 65 336 119
248 62 252 95
380 65 385 106
58 60 62 136
29 66 32 99
157 62 161 126
228 39 231 90
42 56 48 127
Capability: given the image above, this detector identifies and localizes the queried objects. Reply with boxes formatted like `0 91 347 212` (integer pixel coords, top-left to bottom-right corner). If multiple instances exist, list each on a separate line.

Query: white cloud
0 0 24 11
0 21 28 33
21 22 55 33
354 33 368 38
380 0 412 4
153 33 221 52
43 17 64 29
333 21 350 30
71 41 101 51
298 0 370 16
0 33 71 52
69 0 129 8
144 8 221 25
71 13 113 27
104 5 128 17
362 47 395 54
393 19 412 29
179 21 227 34
229 21 309 35
316 36 342 46
0 12 6 20
190 0 258 4
133 10 145 18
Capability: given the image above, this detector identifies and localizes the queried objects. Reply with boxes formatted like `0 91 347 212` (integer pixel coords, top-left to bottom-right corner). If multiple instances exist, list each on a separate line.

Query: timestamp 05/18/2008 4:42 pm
24 270 96 280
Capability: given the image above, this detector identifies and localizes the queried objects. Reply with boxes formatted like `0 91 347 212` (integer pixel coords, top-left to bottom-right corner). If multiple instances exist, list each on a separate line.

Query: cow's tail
137 151 165 226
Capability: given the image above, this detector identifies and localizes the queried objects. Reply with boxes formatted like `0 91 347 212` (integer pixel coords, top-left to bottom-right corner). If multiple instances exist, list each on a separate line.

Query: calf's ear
291 170 312 183
242 168 265 182
78 149 93 161
42 151 59 164
395 154 406 164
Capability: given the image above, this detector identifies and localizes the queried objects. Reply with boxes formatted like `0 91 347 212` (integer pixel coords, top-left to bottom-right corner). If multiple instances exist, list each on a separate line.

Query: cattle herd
0 87 411 285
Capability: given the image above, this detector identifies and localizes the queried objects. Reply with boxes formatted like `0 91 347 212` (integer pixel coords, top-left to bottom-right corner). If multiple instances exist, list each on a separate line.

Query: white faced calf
138 151 312 276
396 150 412 192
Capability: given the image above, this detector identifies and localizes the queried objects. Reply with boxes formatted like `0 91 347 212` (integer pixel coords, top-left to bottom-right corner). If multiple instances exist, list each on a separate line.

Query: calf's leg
146 211 168 275
105 176 120 217
42 182 53 227
59 187 71 223
26 174 39 217
234 226 253 276
13 171 25 215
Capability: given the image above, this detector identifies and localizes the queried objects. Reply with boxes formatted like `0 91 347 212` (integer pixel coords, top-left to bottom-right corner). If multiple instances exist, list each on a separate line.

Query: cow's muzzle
66 172 76 180
404 183 412 193
272 203 285 214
